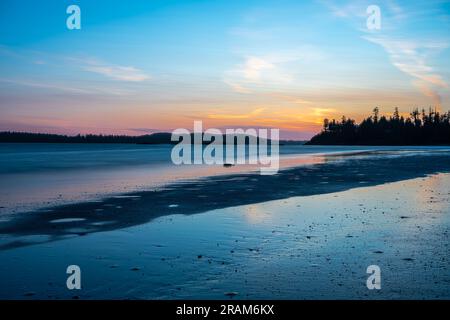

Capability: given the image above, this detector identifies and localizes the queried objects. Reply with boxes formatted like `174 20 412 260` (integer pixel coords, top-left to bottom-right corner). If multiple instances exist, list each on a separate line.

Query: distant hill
0 131 306 145
307 107 450 145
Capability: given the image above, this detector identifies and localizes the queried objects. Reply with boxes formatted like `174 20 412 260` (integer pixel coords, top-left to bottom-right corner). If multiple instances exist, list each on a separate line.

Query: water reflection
1 150 450 251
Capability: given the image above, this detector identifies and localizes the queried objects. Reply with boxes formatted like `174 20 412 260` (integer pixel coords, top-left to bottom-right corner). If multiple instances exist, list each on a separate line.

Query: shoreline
0 172 449 299
4 144 443 216
1 149 450 250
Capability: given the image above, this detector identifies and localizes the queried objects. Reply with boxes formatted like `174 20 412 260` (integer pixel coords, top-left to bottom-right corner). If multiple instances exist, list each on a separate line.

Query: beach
0 145 450 299
2 0 450 306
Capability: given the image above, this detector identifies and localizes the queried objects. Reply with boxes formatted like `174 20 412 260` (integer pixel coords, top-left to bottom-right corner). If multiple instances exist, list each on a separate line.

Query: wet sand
0 150 449 299
1 150 450 246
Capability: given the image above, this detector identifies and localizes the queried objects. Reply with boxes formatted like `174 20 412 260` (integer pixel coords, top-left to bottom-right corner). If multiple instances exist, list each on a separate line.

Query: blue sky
0 0 449 139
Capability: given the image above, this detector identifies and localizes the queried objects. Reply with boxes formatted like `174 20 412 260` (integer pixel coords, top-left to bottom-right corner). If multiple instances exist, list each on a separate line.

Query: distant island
307 107 450 145
0 131 305 145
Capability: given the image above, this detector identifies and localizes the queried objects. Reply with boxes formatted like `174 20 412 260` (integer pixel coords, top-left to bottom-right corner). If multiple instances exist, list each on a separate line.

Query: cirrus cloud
364 36 448 108
83 62 150 82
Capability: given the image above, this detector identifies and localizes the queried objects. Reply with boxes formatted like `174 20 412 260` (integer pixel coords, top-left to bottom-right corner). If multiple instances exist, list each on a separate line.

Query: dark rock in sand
224 292 238 298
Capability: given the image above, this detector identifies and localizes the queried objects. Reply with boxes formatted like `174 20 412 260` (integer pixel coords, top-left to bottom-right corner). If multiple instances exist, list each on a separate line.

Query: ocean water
1 143 450 299
1 143 450 215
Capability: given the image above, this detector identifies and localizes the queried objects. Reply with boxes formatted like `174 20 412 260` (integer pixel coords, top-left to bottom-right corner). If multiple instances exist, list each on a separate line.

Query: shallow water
1 143 449 214
1 144 450 299
0 174 448 299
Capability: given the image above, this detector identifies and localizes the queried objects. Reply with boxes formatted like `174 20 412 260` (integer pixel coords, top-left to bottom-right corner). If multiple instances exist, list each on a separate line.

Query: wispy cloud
0 46 150 95
224 46 324 93
266 93 312 105
224 55 286 94
0 46 151 83
364 37 448 86
319 0 366 18
207 107 267 120
0 78 132 96
82 61 150 82
311 107 337 118
241 57 275 82
223 80 252 94
413 80 444 109
319 1 448 109
364 36 448 108
0 79 93 94
320 0 407 22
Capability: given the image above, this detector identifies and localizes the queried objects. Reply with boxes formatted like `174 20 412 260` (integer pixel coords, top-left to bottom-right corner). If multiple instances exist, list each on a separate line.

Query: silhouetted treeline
0 131 293 145
307 107 450 145
0 132 175 144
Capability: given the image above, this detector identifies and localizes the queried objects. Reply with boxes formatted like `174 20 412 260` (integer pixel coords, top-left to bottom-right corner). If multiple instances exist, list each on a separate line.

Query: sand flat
0 148 450 299
0 173 449 299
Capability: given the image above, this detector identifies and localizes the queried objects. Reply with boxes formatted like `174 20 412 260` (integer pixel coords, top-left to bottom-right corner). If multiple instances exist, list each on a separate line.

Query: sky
0 0 449 139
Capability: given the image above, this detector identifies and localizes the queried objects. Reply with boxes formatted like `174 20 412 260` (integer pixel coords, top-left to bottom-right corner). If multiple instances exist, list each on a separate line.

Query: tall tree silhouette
307 108 450 145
